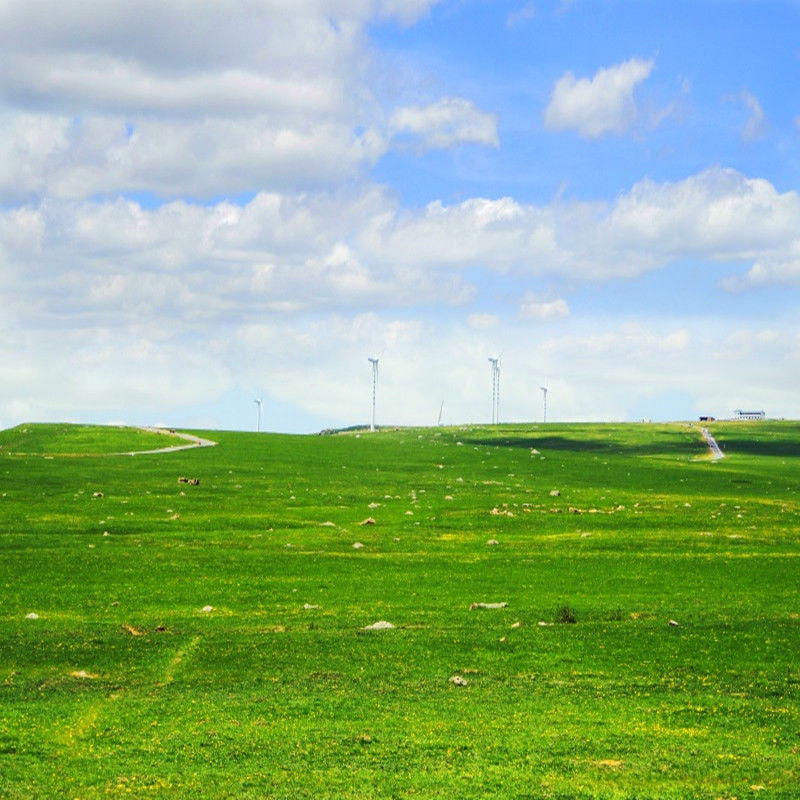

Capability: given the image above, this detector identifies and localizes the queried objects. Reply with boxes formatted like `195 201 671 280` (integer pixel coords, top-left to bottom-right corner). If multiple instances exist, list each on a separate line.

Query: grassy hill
0 423 187 456
0 421 798 798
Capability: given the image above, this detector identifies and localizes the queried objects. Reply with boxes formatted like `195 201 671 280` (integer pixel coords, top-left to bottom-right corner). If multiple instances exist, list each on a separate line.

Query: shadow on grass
463 434 706 458
714 438 800 458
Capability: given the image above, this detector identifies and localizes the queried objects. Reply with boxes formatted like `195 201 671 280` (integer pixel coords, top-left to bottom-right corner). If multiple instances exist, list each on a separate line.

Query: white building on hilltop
733 410 765 421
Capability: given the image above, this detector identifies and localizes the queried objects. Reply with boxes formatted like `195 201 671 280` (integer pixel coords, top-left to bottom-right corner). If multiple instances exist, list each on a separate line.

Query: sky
1 0 799 433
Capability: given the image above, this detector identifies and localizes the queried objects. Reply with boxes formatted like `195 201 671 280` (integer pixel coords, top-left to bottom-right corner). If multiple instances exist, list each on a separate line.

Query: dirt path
124 428 217 456
700 427 724 460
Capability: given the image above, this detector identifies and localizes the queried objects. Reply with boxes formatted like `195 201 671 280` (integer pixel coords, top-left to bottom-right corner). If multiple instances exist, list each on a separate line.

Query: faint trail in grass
164 635 203 684
56 691 122 748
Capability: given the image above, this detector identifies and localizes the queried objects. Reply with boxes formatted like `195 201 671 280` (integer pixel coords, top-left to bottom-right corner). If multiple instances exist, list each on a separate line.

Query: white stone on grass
352 542 364 549
201 605 214 613
363 620 394 631
470 602 508 610
449 674 468 687
25 612 39 620
486 539 499 546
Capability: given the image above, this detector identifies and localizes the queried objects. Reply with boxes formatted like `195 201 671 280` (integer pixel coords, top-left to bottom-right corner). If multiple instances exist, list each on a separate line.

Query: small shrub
555 604 577 624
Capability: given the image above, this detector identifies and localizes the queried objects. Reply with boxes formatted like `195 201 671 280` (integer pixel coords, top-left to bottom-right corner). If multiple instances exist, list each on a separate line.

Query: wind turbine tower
540 385 548 424
254 393 263 433
488 357 500 424
368 357 379 432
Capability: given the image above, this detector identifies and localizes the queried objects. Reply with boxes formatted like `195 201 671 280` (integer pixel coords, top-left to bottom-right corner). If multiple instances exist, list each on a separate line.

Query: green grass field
1 420 798 799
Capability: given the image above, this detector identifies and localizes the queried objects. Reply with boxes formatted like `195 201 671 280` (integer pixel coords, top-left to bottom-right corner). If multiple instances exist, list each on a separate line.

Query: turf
0 420 798 799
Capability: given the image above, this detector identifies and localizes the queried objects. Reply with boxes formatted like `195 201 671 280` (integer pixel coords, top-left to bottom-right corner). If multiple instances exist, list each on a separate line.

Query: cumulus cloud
543 58 654 138
519 293 570 321
4 166 800 338
390 97 499 151
0 1 444 200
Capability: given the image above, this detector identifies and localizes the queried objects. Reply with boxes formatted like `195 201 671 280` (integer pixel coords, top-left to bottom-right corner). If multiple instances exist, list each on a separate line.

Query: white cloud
4 167 800 338
467 313 499 330
519 293 569 321
390 97 499 151
0 1 446 200
507 3 536 27
543 58 654 138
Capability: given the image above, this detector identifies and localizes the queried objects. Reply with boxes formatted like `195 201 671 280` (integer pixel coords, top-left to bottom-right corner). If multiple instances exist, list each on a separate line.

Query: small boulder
352 542 364 549
25 612 39 620
486 539 499 546
549 489 560 497
449 674 468 687
363 620 394 631
92 491 104 499
359 517 376 526
200 605 214 613
303 603 320 610
668 619 680 627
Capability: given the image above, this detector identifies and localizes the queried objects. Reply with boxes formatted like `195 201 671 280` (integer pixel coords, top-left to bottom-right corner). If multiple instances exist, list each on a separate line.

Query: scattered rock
177 476 189 484
393 537 400 542
510 621 521 629
25 612 39 620
367 502 380 509
320 521 336 527
92 491 104 498
70 670 98 679
499 636 507 643
444 495 453 501
303 603 320 610
489 507 514 517
668 619 680 627
363 620 394 630
486 539 499 546
200 605 214 613
359 517 376 526
470 602 508 610
537 621 552 627
549 489 560 497
352 542 364 549
188 478 200 486
448 674 468 687
110 601 120 607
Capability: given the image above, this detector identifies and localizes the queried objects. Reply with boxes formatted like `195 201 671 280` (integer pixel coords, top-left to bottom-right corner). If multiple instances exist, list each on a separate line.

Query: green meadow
0 420 798 799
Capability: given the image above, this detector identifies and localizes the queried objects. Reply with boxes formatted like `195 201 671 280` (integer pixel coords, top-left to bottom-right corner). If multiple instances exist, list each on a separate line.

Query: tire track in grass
55 690 123 748
163 635 203 684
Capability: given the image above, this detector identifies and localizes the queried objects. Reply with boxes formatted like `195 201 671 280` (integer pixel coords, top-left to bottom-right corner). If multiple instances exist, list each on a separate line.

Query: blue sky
0 0 798 432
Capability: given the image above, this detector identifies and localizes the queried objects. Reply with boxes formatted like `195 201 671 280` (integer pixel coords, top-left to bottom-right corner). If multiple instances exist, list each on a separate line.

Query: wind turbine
540 385 548 424
254 392 263 433
368 357 379 432
437 400 444 427
488 357 500 424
